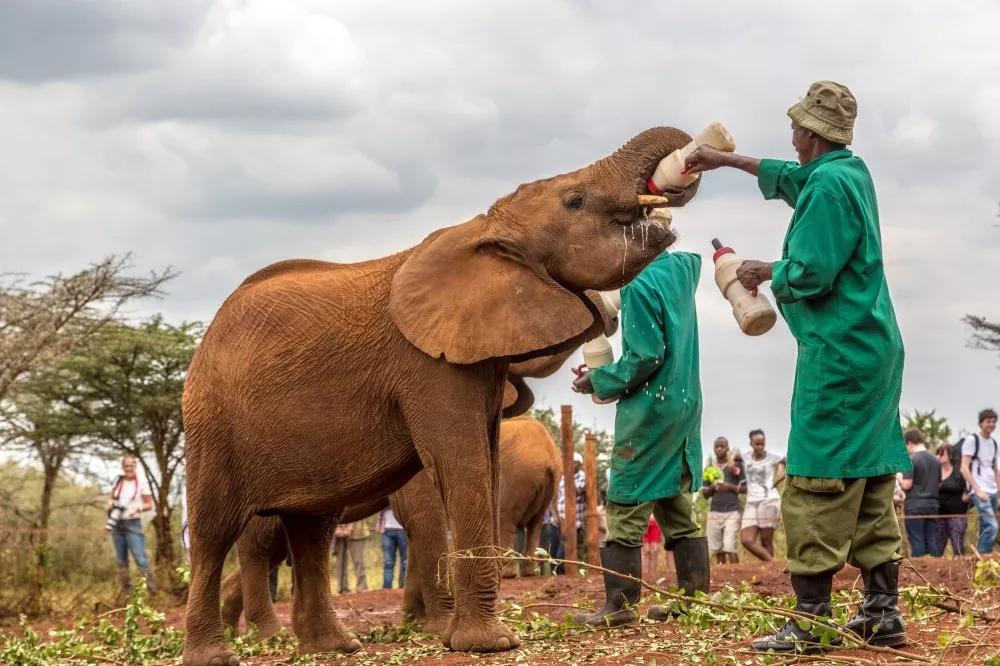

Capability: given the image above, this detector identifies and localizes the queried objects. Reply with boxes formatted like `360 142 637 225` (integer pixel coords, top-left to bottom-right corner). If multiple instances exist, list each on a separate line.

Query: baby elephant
182 125 695 666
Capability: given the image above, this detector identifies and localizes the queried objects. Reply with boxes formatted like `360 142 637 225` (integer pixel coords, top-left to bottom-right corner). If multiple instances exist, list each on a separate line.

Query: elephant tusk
636 194 669 208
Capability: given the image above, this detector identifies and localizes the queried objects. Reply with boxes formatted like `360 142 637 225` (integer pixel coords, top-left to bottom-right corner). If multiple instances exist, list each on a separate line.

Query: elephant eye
564 192 585 210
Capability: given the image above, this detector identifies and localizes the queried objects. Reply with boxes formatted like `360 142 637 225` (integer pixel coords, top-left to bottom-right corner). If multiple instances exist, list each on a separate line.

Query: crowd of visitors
118 408 999 601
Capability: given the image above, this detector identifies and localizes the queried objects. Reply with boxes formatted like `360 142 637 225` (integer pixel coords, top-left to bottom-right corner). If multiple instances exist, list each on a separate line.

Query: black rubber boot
648 536 710 621
571 543 641 628
844 561 906 647
751 572 836 653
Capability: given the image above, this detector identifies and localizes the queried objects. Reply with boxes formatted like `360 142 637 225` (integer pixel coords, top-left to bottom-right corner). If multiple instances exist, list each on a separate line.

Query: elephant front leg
280 514 361 655
411 434 519 651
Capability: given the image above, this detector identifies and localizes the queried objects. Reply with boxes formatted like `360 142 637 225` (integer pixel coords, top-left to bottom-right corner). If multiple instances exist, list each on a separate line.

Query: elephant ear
501 374 535 418
390 217 597 364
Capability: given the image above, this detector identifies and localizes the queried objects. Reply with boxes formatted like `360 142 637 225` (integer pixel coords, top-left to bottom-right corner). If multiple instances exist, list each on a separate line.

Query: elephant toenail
228 657 241 666
348 639 362 652
496 638 511 650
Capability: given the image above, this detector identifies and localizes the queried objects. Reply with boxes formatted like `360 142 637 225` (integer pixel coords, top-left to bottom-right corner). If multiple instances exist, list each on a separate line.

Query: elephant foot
500 564 520 579
297 631 362 655
444 617 520 653
182 643 240 666
247 617 281 640
520 565 540 577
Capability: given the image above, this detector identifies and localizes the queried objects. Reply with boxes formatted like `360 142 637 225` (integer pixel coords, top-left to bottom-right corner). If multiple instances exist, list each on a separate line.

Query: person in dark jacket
934 443 968 556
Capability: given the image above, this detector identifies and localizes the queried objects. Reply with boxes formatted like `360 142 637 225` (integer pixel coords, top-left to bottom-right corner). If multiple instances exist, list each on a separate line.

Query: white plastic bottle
647 122 736 193
580 290 621 404
711 238 777 336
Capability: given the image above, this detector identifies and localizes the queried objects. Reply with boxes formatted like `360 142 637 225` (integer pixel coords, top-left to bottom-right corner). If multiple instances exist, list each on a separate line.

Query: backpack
965 434 998 478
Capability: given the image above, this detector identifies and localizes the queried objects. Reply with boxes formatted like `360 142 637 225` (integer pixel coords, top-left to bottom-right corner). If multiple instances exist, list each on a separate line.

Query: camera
106 502 128 531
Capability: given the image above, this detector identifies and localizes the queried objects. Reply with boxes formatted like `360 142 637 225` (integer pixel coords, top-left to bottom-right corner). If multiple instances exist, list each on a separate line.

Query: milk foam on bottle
711 238 777 336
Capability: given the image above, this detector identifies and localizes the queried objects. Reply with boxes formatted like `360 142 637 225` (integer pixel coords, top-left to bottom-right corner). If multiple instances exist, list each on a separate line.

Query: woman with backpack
935 443 969 556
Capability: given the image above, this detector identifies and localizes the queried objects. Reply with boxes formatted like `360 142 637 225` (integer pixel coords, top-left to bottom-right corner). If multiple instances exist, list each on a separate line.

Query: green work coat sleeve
771 189 862 303
757 159 802 207
589 283 666 401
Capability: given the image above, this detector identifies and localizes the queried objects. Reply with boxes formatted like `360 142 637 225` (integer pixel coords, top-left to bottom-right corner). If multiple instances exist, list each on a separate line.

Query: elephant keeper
684 81 911 653
570 249 708 627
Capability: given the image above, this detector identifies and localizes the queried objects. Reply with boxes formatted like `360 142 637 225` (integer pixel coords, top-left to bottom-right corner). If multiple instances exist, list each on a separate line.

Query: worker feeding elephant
570 246 708 627
684 81 910 653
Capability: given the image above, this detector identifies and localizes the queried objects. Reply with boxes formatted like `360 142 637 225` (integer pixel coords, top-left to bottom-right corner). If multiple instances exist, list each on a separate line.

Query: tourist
379 508 407 589
332 519 369 593
898 429 940 557
702 437 744 564
935 443 968 556
642 513 662 581
960 408 999 554
740 430 784 562
107 455 156 594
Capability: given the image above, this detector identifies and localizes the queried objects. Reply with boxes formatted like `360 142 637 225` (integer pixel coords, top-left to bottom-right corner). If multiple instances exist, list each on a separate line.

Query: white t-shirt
381 508 403 531
962 434 999 494
744 452 783 503
111 475 151 519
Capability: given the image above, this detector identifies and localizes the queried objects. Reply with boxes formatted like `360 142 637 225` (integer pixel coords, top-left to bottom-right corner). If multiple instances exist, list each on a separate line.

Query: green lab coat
589 251 703 505
758 149 910 479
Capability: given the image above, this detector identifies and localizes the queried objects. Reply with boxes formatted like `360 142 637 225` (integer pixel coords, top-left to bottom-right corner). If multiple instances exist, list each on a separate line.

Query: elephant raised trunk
597 126 701 205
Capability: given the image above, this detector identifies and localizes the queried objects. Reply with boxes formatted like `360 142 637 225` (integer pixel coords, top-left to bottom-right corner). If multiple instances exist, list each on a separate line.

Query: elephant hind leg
499 518 519 579
183 523 242 666
521 516 545 577
280 513 361 655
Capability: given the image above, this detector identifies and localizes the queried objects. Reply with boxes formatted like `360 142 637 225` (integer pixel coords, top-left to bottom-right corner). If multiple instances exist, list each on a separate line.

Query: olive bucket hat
787 80 857 145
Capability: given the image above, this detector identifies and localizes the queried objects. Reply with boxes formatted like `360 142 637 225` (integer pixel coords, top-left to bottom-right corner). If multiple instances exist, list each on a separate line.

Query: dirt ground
157 556 1000 665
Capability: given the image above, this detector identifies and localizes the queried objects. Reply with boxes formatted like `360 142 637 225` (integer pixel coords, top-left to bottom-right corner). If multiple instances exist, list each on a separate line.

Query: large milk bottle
647 122 736 194
711 238 777 336
580 290 621 404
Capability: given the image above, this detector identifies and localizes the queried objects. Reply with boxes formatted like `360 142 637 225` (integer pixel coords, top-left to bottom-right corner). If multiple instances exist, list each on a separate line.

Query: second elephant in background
498 417 561 578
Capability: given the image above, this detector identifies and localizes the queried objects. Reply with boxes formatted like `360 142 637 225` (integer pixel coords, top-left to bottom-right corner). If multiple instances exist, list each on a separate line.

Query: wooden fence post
584 431 600 565
560 404 577 576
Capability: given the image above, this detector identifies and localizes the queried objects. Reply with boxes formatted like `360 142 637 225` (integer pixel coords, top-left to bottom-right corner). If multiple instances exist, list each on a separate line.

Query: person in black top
935 443 968 556
701 437 746 564
898 429 941 557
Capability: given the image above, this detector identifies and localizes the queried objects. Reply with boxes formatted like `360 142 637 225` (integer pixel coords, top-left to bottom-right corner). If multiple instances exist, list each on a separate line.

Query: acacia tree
0 367 100 611
964 315 1000 364
57 316 202 590
0 255 173 402
902 409 952 447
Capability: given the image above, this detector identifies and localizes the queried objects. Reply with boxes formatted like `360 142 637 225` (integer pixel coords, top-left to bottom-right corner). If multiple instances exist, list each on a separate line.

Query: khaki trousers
606 462 699 549
334 537 368 592
782 474 902 575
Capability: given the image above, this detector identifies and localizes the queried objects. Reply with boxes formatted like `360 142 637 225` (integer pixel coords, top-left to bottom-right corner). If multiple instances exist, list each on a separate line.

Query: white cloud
1 0 998 455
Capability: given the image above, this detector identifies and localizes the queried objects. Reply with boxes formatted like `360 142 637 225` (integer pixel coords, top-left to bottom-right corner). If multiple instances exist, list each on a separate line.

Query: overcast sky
2 1 998 460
